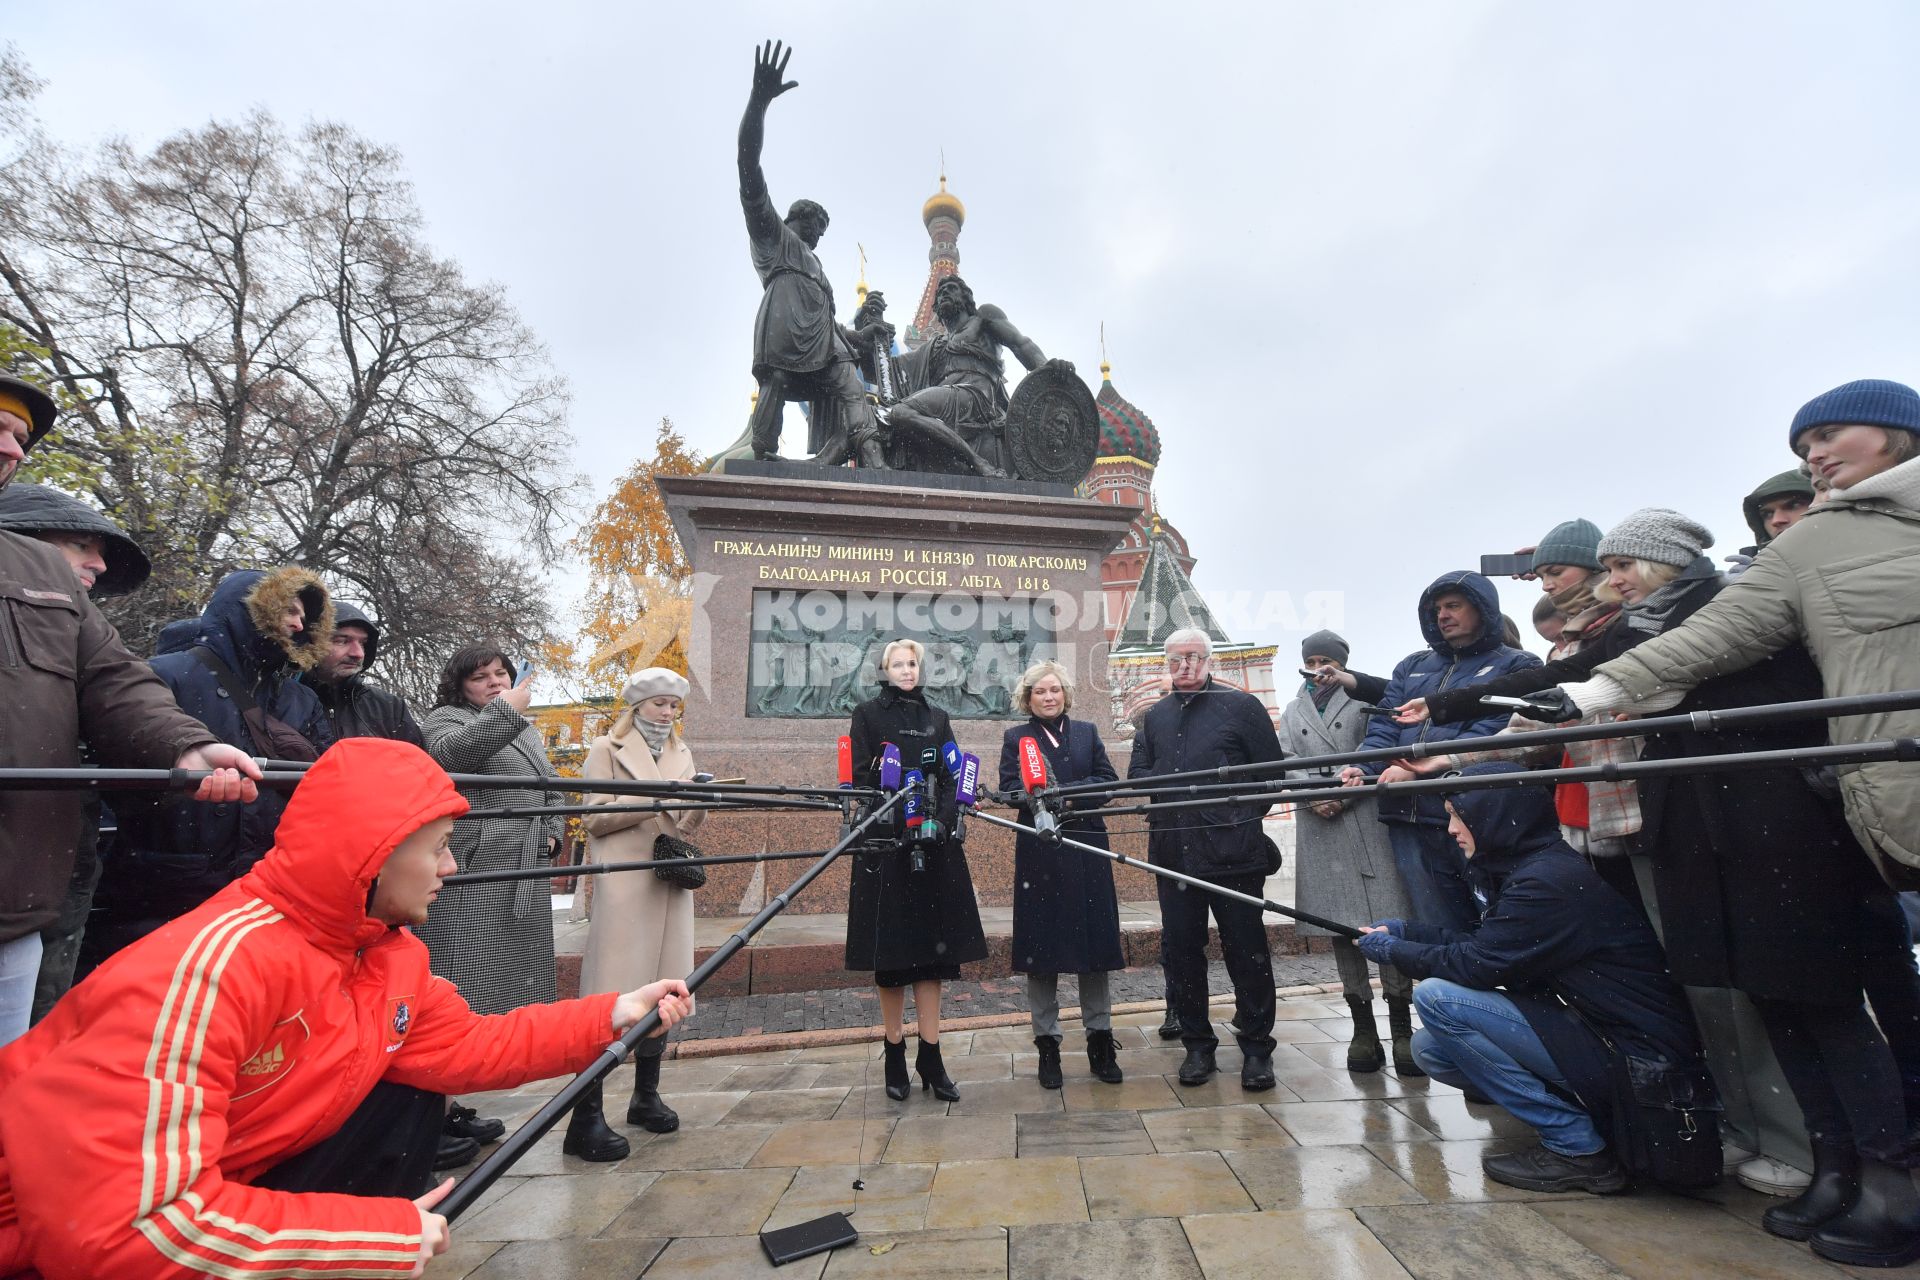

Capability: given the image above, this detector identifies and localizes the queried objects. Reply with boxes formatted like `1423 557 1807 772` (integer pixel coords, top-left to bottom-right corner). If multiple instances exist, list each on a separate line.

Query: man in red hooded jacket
0 737 692 1279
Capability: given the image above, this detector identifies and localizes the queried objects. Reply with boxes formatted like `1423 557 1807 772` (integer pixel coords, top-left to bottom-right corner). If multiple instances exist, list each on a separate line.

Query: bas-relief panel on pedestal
746 589 1059 719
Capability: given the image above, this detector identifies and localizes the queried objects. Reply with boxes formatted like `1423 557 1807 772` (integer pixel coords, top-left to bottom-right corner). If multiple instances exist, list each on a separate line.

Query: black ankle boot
1346 996 1385 1073
562 1080 630 1162
1157 1008 1182 1040
1086 1029 1124 1084
883 1037 910 1101
1387 996 1424 1078
626 1051 679 1134
1764 1133 1860 1241
916 1040 960 1101
1810 1153 1920 1268
1035 1035 1063 1089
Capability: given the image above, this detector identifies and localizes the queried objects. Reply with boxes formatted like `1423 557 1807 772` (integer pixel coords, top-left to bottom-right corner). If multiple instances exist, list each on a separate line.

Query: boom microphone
941 740 963 783
879 742 902 791
837 736 854 790
1017 736 1058 839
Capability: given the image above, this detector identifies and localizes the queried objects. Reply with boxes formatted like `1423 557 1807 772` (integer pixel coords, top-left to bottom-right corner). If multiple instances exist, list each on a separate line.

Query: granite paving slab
1265 1099 1444 1146
464 1237 668 1279
421 1238 505 1279
1141 1102 1296 1153
1015 1110 1158 1159
1223 1144 1429 1211
718 1086 851 1126
926 1156 1090 1228
625 1123 777 1171
1360 1138 1547 1204
1059 1074 1181 1112
820 1225 1009 1278
600 1166 796 1238
765 1161 936 1235
1386 1094 1539 1143
643 1232 827 1277
1531 1191 1862 1279
945 1077 1066 1116
748 1117 896 1167
1181 1207 1414 1279
884 1114 1019 1163
1009 1217 1203 1280
1355 1202 1626 1279
458 1168 659 1241
1080 1150 1257 1219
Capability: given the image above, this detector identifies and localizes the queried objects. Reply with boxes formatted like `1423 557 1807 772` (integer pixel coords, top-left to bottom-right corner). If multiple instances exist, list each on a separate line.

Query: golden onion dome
922 174 965 228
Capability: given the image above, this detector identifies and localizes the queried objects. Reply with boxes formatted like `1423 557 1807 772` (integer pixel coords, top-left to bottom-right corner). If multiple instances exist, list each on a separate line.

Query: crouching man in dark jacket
1358 762 1707 1195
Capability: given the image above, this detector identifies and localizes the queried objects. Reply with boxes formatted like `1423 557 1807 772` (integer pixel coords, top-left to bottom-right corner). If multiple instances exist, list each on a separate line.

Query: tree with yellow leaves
569 417 705 695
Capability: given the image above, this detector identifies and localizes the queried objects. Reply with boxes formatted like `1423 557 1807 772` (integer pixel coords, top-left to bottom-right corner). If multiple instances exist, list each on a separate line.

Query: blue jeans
0 933 44 1049
1386 823 1478 934
1411 978 1604 1157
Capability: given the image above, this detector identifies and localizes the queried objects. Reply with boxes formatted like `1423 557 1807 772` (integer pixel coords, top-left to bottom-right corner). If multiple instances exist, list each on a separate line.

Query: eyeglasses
1165 654 1207 669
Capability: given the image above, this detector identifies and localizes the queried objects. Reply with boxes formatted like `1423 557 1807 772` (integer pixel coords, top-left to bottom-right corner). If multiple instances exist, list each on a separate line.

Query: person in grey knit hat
1301 629 1349 668
1597 508 1714 570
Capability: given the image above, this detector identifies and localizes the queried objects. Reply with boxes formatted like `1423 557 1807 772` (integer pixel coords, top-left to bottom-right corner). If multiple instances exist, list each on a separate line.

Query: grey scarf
636 717 674 756
1623 556 1720 635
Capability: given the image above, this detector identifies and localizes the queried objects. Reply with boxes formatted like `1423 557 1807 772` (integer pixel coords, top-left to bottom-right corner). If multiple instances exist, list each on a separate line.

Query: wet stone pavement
670 955 1342 1041
428 989 1920 1279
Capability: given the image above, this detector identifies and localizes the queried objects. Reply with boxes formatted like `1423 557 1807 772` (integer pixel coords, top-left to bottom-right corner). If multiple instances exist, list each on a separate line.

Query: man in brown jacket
0 374 259 1047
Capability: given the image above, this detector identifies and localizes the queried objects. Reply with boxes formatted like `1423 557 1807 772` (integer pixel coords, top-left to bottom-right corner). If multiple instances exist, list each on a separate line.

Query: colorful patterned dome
1095 362 1161 466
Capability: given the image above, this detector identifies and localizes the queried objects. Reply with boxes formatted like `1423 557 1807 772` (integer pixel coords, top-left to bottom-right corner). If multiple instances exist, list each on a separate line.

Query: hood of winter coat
1442 762 1564 869
1416 571 1507 658
241 737 468 954
332 599 383 672
174 566 334 680
0 481 151 596
1741 469 1816 546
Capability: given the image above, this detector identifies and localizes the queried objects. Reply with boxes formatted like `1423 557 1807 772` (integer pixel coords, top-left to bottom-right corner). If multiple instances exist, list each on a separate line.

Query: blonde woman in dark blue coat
998 660 1124 1089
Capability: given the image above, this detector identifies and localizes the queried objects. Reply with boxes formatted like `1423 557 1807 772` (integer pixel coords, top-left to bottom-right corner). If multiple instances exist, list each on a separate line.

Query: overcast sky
11 2 1919 679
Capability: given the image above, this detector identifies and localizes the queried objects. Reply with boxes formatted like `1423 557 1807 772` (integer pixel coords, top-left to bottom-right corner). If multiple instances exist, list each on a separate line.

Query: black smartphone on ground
1479 553 1535 577
760 1213 858 1266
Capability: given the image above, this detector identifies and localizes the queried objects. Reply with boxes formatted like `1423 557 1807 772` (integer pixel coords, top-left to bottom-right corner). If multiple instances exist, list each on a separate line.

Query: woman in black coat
998 660 1125 1090
846 638 987 1101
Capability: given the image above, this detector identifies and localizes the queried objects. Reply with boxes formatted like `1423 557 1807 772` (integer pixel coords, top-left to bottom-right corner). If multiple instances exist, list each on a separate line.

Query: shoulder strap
191 645 258 712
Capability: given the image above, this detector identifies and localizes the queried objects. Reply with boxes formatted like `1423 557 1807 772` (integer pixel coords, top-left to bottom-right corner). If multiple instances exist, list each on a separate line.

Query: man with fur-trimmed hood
93 567 339 956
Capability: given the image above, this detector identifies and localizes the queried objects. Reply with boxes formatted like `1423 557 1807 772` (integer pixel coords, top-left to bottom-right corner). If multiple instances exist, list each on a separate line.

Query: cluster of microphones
833 733 1061 857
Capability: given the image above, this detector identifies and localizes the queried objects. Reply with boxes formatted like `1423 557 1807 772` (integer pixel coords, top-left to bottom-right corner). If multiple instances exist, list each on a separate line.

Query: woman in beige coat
562 668 704 1162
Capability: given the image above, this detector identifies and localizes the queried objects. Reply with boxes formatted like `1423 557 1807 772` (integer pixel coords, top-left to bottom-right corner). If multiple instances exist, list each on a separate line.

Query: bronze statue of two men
735 41 1078 481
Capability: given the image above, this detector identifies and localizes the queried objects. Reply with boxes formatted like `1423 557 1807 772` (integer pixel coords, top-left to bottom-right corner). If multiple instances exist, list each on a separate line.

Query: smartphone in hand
513 663 537 689
1479 553 1535 578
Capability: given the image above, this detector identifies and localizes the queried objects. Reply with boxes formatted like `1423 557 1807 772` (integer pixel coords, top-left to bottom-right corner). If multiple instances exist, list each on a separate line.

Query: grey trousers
1632 853 1812 1171
1026 971 1112 1039
1332 937 1413 1003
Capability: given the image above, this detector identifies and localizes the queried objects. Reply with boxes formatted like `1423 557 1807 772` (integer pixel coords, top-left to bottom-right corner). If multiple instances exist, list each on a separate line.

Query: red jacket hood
240 737 469 953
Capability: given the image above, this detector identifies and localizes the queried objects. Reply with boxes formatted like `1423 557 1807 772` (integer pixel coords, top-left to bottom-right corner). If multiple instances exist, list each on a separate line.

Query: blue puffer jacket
106 568 337 922
1357 571 1541 826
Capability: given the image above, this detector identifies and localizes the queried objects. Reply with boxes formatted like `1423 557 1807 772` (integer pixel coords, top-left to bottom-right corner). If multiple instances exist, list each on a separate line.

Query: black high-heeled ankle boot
916 1040 960 1102
883 1037 910 1101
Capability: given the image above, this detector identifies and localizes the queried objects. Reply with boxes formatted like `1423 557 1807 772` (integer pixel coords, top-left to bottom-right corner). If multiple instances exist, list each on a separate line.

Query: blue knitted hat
1789 379 1920 448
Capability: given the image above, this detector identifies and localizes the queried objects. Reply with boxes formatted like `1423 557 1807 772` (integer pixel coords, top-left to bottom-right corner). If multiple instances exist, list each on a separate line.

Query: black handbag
1602 1051 1724 1189
1260 832 1284 877
1566 998 1723 1188
652 833 707 891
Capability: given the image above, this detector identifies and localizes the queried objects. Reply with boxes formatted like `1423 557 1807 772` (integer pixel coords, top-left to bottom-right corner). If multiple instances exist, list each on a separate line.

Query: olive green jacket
1594 456 1920 885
